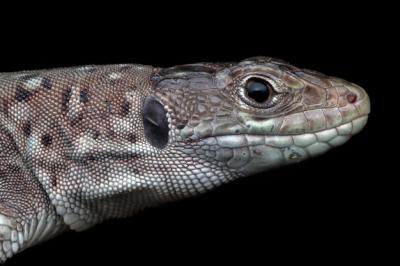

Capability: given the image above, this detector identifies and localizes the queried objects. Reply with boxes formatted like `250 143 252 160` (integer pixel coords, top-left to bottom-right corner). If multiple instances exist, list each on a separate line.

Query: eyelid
237 75 286 109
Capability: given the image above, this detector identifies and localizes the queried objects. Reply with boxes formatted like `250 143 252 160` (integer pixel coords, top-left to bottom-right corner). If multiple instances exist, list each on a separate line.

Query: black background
1 4 394 265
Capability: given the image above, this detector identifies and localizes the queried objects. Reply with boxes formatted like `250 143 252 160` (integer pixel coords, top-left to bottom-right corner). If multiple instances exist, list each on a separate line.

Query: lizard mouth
197 115 368 155
182 115 368 174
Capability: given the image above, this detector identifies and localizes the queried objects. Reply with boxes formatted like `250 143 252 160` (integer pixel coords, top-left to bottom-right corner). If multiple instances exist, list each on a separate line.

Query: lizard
0 56 370 262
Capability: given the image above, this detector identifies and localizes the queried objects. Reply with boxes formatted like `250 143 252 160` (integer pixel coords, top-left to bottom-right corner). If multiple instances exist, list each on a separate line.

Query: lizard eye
245 78 273 103
239 76 283 109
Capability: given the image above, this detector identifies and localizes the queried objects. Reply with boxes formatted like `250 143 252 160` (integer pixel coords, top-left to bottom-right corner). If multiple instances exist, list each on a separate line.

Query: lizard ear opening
142 97 169 149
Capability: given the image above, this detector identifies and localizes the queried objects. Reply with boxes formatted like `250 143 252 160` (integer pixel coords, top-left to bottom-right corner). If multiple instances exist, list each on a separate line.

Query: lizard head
147 57 370 180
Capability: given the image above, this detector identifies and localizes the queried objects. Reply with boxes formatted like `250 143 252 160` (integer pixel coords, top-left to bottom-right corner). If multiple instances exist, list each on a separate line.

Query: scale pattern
0 57 370 262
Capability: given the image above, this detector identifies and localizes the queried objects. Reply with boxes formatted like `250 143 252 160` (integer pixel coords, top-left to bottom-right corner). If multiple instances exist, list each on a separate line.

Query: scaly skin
0 57 370 262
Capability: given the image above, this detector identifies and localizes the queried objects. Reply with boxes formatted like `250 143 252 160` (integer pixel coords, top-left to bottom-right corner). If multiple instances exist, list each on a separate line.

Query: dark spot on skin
132 168 140 175
50 172 57 188
235 129 240 134
119 65 132 72
87 68 97 73
122 100 130 116
22 122 31 137
51 177 57 187
127 133 136 143
105 100 113 114
41 134 52 146
62 87 72 111
107 129 115 138
75 154 95 165
80 89 89 103
41 77 52 90
93 130 100 140
15 86 31 102
20 74 38 81
347 93 357 103
70 113 83 127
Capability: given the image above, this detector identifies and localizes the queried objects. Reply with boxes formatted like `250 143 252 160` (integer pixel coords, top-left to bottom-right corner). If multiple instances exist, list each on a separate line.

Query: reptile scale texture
0 57 370 262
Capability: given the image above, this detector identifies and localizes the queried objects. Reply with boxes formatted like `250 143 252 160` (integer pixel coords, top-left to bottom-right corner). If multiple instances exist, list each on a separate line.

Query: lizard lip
198 115 368 150
188 115 368 174
181 115 368 175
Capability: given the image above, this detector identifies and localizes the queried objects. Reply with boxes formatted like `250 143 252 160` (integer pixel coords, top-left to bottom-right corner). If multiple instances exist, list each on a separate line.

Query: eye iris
246 78 271 103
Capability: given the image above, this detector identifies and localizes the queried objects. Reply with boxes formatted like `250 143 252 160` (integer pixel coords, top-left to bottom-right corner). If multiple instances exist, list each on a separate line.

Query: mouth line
195 115 368 150
199 115 368 139
272 114 370 137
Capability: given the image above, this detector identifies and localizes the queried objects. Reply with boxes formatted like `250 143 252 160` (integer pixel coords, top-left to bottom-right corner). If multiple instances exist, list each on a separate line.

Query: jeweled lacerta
0 57 370 262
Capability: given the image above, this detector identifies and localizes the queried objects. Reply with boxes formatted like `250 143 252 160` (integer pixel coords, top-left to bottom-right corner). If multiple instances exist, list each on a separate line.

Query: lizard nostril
346 93 357 103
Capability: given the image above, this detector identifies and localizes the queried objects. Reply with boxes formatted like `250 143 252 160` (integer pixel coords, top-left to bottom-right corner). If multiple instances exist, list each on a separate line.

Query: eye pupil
245 78 272 103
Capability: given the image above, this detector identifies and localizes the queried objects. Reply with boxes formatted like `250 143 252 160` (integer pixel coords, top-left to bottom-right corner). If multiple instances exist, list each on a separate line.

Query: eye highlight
245 78 272 103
